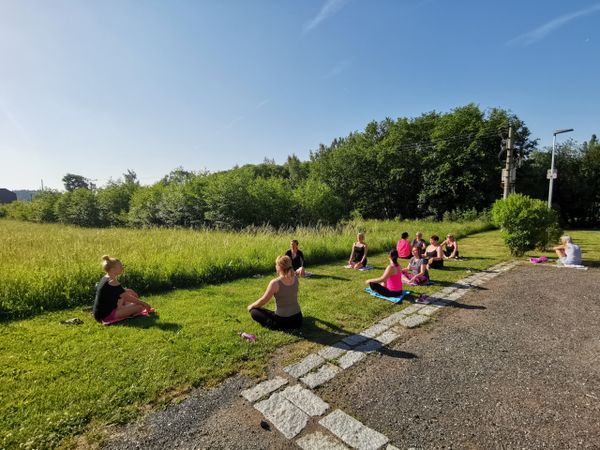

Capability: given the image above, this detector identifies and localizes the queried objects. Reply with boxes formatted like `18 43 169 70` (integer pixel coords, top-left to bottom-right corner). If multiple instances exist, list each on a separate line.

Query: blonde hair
276 255 295 277
561 235 572 244
101 255 122 273
357 232 365 241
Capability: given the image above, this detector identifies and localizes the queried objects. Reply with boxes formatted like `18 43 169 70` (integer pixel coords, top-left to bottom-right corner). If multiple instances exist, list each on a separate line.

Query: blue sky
1 0 599 190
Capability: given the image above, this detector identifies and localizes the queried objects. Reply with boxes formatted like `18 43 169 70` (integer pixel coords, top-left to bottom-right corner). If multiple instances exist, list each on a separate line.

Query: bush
491 194 561 256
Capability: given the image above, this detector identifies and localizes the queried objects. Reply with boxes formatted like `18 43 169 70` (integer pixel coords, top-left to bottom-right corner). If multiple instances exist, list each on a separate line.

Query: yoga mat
363 288 411 304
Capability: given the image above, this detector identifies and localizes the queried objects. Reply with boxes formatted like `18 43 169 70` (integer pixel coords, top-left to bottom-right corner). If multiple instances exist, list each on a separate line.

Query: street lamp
547 128 574 208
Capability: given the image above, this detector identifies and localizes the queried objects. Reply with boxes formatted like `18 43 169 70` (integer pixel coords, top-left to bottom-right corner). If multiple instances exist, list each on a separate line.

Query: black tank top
353 244 365 261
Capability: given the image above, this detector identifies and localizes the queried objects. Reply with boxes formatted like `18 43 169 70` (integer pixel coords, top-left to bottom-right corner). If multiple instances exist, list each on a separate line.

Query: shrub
491 194 561 256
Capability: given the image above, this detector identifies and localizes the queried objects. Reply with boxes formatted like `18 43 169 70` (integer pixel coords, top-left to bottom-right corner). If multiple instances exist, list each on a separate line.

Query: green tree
62 173 91 192
54 188 100 226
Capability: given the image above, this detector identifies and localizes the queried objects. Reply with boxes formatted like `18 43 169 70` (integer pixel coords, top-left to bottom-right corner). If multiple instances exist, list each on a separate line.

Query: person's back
397 239 411 259
274 277 301 317
385 265 403 291
565 243 582 265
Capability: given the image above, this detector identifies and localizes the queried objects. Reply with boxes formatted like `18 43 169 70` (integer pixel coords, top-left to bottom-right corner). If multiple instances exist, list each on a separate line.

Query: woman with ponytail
365 249 404 297
247 255 303 330
93 255 154 325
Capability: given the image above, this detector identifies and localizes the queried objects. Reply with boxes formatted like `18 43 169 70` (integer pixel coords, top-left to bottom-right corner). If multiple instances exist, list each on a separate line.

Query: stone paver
399 314 430 329
284 354 326 378
337 350 367 369
360 323 389 338
301 364 341 389
376 330 399 345
280 384 329 416
418 305 443 316
319 341 352 361
354 339 383 354
240 376 287 402
386 445 400 450
400 303 425 315
378 311 406 327
320 409 389 450
254 393 309 439
342 334 369 347
296 431 350 450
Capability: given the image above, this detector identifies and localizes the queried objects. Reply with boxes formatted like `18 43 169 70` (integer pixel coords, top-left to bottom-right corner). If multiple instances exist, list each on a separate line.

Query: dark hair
389 249 399 265
401 232 409 239
291 239 299 245
430 235 440 242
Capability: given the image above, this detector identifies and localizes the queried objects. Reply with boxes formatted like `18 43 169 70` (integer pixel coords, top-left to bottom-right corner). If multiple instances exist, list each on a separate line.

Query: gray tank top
275 276 301 317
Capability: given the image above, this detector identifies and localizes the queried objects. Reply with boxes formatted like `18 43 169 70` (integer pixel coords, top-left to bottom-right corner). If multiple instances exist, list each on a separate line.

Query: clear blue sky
1 0 599 190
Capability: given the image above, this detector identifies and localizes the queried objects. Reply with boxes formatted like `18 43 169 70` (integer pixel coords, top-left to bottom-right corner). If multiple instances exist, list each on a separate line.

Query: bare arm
348 244 356 263
450 241 458 258
361 244 368 263
247 279 278 311
366 265 393 285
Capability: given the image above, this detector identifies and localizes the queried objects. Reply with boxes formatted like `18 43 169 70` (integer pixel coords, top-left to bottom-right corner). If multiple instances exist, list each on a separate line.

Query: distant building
0 188 17 204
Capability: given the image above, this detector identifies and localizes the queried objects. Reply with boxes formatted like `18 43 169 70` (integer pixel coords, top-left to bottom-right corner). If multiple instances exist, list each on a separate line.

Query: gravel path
103 264 600 449
319 264 600 449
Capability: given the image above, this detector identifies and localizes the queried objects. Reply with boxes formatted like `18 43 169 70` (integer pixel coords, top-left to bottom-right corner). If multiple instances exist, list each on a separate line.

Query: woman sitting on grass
553 235 582 266
285 239 306 277
396 231 412 259
247 255 303 330
93 255 154 325
425 235 444 270
348 232 368 269
365 249 404 297
402 246 430 285
441 234 460 259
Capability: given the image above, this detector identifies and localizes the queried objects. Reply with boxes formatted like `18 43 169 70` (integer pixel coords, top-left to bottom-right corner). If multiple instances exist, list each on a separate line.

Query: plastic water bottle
239 332 256 342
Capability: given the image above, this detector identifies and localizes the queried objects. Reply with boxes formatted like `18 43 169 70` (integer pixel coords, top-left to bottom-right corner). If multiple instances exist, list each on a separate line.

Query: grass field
0 219 492 318
1 226 597 449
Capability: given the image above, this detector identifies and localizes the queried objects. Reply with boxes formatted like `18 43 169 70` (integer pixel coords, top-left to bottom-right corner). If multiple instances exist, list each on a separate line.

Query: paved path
104 262 600 449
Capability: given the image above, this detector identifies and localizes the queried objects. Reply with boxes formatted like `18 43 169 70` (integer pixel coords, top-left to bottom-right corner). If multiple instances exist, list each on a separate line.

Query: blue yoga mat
363 288 411 304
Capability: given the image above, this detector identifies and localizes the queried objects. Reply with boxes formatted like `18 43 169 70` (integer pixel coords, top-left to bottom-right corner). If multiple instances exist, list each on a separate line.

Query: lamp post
547 128 574 208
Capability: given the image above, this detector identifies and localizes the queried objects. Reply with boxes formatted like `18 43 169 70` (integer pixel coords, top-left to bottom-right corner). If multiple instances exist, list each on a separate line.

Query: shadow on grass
118 314 182 332
306 274 351 281
289 316 418 360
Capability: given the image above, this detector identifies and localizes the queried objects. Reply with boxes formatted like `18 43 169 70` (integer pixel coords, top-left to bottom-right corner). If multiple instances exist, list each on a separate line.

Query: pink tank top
385 265 403 291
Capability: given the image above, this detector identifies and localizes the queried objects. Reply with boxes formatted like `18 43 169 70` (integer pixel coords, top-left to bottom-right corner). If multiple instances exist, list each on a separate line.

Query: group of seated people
91 232 460 330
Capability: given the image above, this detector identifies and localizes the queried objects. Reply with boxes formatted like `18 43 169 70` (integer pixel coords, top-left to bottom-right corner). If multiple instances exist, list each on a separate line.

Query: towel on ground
363 288 411 304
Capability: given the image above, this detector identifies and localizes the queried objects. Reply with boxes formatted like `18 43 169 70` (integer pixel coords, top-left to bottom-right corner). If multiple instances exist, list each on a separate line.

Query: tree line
2 104 599 228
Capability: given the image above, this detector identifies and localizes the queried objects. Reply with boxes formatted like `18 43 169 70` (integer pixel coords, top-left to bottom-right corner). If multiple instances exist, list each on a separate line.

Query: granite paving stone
254 393 309 439
319 409 389 450
376 330 399 345
360 323 390 338
296 431 350 450
400 304 425 315
378 312 407 327
240 376 288 403
300 364 341 389
284 354 326 379
342 334 370 347
318 341 352 361
337 350 368 369
399 314 430 329
280 384 329 416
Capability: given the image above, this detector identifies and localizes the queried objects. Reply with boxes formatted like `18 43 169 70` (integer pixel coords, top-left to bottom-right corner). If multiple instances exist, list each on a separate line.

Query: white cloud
507 3 600 46
303 0 349 34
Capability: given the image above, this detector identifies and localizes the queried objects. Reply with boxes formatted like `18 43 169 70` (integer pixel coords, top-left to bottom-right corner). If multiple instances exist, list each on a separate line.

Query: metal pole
547 133 556 208
502 126 513 199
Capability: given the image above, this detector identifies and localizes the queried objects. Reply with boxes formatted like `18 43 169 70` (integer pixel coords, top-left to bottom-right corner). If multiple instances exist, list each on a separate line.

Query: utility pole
502 126 514 199
41 179 44 192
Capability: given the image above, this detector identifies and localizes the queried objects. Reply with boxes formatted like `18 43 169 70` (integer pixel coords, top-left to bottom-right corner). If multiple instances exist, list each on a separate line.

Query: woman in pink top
365 249 404 297
396 231 411 259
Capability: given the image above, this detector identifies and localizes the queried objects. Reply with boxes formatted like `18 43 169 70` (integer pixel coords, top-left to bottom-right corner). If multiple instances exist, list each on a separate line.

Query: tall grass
0 219 492 318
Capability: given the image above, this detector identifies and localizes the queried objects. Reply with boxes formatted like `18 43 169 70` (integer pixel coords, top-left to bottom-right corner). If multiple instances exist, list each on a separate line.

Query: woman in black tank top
425 235 444 270
348 233 368 269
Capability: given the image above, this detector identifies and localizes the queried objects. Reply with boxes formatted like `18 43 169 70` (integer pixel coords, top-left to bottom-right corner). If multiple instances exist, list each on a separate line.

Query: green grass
0 219 492 318
2 228 596 449
1 229 511 449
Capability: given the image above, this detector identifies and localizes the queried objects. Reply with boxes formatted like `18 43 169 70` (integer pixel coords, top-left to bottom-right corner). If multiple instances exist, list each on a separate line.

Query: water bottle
239 332 256 342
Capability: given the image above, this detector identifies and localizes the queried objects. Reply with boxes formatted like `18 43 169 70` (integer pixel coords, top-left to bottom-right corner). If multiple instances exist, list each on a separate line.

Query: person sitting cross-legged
365 249 404 297
402 246 430 286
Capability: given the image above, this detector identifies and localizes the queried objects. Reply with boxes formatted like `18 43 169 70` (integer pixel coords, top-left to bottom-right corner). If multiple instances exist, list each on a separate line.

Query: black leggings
250 308 303 330
369 282 404 298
